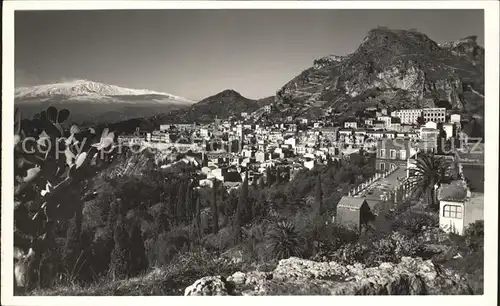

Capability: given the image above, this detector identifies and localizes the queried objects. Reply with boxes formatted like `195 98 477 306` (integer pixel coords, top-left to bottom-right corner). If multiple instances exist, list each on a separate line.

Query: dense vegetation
14 108 483 296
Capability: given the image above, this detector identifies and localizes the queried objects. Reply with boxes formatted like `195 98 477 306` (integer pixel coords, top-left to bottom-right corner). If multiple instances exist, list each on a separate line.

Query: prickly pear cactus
13 106 120 286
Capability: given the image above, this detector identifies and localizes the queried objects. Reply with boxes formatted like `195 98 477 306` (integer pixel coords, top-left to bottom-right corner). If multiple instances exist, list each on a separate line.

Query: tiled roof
437 180 469 202
337 196 367 210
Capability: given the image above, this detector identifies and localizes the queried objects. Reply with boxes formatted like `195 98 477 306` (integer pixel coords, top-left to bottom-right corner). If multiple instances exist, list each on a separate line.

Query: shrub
464 220 484 252
299 214 358 260
330 231 420 267
266 221 303 260
392 210 438 236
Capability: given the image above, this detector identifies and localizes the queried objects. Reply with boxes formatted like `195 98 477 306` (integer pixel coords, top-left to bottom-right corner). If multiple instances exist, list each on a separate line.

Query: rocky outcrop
184 256 473 295
184 276 233 296
275 28 484 118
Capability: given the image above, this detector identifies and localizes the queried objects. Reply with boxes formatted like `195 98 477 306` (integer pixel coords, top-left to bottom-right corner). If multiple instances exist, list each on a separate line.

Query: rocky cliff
184 256 472 295
275 28 484 119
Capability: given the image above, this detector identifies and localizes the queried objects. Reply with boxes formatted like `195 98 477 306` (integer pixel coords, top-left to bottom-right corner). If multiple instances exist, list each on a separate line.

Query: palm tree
408 153 450 210
267 221 303 260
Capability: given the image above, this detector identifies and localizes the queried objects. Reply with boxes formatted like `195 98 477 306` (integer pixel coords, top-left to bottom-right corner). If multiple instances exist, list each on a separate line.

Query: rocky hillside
185 256 472 295
275 27 484 120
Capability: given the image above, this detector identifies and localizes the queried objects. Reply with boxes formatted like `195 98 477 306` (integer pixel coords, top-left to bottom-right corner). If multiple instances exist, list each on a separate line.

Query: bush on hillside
392 209 439 236
266 221 304 260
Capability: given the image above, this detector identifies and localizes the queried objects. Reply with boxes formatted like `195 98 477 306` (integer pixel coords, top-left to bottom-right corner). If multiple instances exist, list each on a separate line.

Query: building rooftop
337 196 367 210
437 180 469 202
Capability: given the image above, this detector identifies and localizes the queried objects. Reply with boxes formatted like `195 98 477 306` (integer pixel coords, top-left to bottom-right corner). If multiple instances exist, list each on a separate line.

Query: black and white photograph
2 1 498 304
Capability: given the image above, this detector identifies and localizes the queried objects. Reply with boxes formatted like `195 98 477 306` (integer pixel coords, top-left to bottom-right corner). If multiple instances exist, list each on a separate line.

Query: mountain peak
358 27 442 55
219 89 242 96
15 79 193 103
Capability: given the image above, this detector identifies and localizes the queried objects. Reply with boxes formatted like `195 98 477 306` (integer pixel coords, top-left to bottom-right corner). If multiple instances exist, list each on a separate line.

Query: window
400 150 407 160
390 163 396 170
443 205 463 219
380 162 385 171
379 149 386 158
390 149 397 159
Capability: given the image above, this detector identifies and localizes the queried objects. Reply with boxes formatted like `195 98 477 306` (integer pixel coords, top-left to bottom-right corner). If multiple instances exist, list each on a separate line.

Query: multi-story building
375 138 416 171
344 121 358 129
419 127 441 153
391 109 422 125
422 108 446 123
377 116 392 128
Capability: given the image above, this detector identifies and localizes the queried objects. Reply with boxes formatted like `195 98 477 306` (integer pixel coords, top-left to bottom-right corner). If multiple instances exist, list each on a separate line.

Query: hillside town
10 7 492 298
118 104 484 236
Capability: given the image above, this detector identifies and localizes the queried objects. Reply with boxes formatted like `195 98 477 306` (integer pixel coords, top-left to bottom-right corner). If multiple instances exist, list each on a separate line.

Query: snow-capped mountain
15 79 195 124
15 79 194 104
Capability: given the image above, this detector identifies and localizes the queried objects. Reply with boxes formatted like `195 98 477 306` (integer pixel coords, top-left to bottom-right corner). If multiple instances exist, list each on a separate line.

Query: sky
15 9 484 101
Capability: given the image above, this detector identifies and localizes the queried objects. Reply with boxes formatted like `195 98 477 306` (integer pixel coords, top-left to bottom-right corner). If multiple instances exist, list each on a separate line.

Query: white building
422 108 446 123
424 121 438 130
255 151 269 162
438 180 483 236
392 109 422 125
200 128 210 138
388 123 401 132
442 123 454 140
377 116 392 128
450 114 461 124
284 137 297 149
344 121 358 129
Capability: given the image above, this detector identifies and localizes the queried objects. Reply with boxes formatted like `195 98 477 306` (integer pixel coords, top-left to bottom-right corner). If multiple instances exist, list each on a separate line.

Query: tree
184 182 193 224
266 167 274 187
408 153 449 210
234 172 249 243
417 116 425 126
267 221 303 260
315 175 323 217
128 220 148 277
194 191 202 238
211 179 219 234
109 217 130 280
155 203 169 234
176 180 187 225
63 214 82 280
63 197 83 278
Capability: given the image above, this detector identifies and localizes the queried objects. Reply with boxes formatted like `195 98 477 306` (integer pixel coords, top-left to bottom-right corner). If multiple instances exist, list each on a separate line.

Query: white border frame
2 1 498 306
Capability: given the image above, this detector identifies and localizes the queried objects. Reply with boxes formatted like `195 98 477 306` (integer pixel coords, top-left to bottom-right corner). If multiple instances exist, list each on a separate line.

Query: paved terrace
352 166 408 213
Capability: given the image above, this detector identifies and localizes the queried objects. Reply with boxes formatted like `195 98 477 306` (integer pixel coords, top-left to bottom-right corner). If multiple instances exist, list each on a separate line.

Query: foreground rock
184 257 472 295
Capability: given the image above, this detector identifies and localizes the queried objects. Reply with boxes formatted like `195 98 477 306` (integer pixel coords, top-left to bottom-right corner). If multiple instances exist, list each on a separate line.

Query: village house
450 114 461 125
375 138 416 171
419 128 440 153
365 118 374 126
373 120 386 130
335 196 374 231
377 115 392 128
255 151 269 162
344 121 358 129
437 178 483 235
442 122 454 140
366 130 385 139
